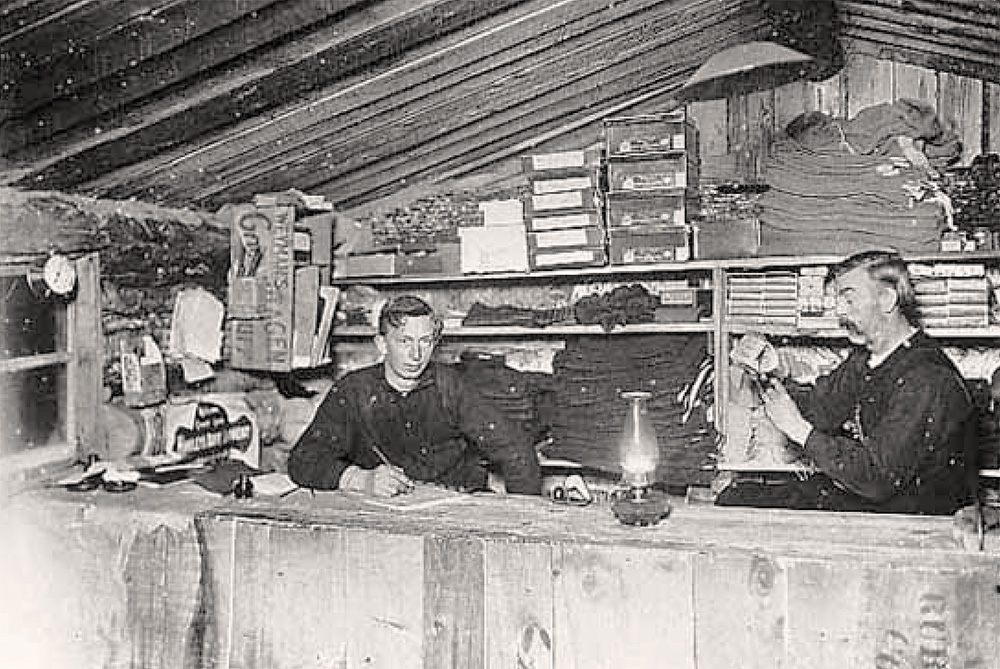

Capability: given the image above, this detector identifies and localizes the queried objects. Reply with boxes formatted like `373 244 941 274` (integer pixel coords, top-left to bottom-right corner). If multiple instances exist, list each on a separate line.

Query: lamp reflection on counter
611 391 671 526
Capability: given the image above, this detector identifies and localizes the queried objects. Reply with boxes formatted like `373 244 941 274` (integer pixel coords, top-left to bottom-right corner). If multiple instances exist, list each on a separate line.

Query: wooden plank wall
198 514 1000 669
686 41 1000 184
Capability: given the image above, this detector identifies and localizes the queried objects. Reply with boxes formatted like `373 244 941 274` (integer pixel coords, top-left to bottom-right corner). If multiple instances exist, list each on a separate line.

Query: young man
718 250 977 514
288 294 542 497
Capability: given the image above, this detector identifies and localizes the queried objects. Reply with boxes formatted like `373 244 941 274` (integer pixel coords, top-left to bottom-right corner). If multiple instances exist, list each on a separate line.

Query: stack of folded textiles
757 100 962 256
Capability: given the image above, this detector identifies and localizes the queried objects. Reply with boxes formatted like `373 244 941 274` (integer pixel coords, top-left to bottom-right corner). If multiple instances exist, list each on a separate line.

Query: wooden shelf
333 321 715 338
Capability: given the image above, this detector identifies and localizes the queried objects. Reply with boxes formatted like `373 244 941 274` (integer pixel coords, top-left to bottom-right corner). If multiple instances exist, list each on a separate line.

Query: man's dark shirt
719 331 976 515
287 362 541 495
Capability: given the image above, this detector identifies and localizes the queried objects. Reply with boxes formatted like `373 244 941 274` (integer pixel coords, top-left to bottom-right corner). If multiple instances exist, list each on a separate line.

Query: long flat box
333 253 398 278
527 226 605 250
292 266 320 369
528 245 607 271
398 243 461 276
607 155 695 192
606 192 687 228
526 211 602 232
525 188 599 216
530 172 600 195
605 112 697 157
521 148 601 176
608 224 690 265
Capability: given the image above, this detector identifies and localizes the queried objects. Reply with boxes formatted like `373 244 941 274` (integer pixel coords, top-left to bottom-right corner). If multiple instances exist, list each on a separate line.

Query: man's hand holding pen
339 462 415 497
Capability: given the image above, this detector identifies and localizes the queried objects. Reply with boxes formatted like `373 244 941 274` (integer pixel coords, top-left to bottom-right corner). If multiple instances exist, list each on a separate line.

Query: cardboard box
605 112 697 157
459 225 529 274
530 172 599 195
528 245 607 271
333 253 399 278
398 243 461 276
525 188 599 216
295 212 336 267
528 226 605 250
526 211 602 232
521 148 601 175
607 155 694 192
292 266 320 369
608 224 690 265
606 192 687 228
227 205 296 370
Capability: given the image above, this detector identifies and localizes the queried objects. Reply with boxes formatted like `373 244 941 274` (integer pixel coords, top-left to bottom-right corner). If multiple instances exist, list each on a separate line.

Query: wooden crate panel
552 543 695 669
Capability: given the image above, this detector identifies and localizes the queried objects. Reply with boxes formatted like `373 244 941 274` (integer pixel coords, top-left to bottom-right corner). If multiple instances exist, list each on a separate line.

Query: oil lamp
611 391 671 526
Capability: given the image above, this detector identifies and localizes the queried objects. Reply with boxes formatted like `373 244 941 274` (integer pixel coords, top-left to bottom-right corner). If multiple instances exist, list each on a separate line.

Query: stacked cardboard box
726 271 799 328
227 199 336 371
604 112 698 264
458 199 529 274
522 149 607 270
911 263 990 329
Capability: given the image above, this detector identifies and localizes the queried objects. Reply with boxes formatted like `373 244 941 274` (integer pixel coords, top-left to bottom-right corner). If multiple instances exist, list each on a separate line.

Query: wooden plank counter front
3 485 998 668
193 489 1000 669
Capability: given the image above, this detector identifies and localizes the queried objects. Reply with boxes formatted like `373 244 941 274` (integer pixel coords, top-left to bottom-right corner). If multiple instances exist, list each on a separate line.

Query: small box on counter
608 224 690 265
606 192 688 228
605 112 697 157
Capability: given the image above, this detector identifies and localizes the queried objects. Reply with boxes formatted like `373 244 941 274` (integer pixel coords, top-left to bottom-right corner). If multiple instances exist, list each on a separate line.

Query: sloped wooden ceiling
1 0 996 212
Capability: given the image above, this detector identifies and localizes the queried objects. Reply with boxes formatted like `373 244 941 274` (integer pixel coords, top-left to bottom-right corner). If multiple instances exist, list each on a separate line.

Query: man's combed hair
378 294 444 338
828 250 920 325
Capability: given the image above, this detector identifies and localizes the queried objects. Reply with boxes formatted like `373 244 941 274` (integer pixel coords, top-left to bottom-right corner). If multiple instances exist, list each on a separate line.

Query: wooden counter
4 485 999 668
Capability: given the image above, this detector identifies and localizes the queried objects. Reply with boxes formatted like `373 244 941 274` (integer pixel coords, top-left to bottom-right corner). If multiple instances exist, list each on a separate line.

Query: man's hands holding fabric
760 379 813 445
730 332 782 378
339 464 415 497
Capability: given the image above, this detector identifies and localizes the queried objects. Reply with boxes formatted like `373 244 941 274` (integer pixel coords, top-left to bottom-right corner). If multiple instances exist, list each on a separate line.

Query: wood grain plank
772 81 810 136
784 560 872 669
786 558 1000 669
229 519 272 668
193 515 236 669
71 0 633 198
178 0 755 202
344 526 425 668
988 81 1000 155
552 543 695 669
892 61 938 105
693 553 789 669
688 99 729 158
10 0 530 190
70 251 101 459
2 0 284 122
209 21 765 207
805 72 845 118
845 50 894 119
938 71 984 166
424 534 484 668
484 538 554 669
260 524 351 669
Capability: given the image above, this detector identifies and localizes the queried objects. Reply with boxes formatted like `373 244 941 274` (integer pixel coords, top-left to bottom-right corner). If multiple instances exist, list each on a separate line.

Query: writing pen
371 444 415 490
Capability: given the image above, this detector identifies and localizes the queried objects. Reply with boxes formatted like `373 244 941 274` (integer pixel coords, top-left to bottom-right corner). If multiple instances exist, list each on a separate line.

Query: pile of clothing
543 334 716 488
758 99 962 255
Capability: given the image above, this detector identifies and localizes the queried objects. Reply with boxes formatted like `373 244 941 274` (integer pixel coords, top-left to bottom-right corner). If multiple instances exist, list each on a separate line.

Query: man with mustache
717 250 977 514
288 294 541 497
